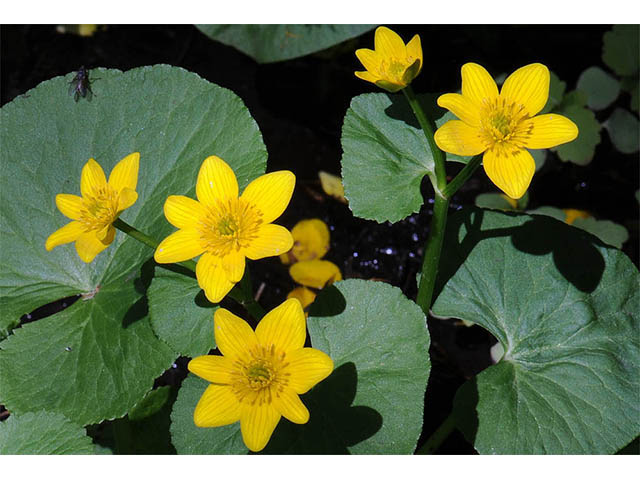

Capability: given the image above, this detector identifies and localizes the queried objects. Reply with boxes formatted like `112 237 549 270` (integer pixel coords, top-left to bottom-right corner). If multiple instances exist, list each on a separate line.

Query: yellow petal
374 26 406 60
354 70 379 84
240 402 281 452
287 287 316 311
375 79 405 93
163 195 206 229
244 224 293 260
461 63 499 108
501 63 549 117
193 384 241 428
195 155 239 207
188 355 234 384
117 187 138 212
289 260 342 289
240 171 295 224
45 221 84 251
196 253 235 304
523 114 579 149
273 388 309 424
318 171 347 203
95 224 114 242
108 152 140 193
80 158 107 198
563 209 591 225
483 147 535 200
55 194 83 220
290 219 330 262
405 34 422 74
221 249 246 283
154 228 204 264
287 347 334 395
437 93 482 127
255 298 306 354
214 307 258 360
434 120 487 156
355 48 381 73
75 231 112 263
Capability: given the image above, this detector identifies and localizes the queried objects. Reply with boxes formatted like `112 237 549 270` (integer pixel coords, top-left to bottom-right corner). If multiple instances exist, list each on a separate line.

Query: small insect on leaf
68 66 97 102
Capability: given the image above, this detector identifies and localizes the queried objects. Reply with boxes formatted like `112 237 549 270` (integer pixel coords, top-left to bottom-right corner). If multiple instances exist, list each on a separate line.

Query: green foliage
0 66 268 425
196 25 374 63
576 66 620 110
341 93 439 223
552 102 601 165
0 411 94 454
605 108 640 154
171 279 430 454
148 266 217 358
602 25 640 77
433 208 640 454
475 192 528 211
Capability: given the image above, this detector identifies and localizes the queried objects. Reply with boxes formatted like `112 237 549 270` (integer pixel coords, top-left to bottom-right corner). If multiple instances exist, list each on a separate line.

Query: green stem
403 85 447 193
442 154 483 198
415 193 449 315
415 412 456 454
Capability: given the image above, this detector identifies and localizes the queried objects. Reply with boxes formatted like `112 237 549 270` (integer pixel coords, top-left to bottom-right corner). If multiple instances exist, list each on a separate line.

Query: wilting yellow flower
290 259 342 290
287 286 317 316
280 218 330 265
45 153 139 262
154 156 295 303
188 298 334 452
563 208 591 225
355 26 422 93
435 63 579 199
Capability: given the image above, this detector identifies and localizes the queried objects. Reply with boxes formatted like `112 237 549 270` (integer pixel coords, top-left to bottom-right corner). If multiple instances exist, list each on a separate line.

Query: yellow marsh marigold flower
188 298 334 452
280 218 330 265
154 156 295 304
45 152 139 262
435 63 579 199
355 26 422 93
290 259 342 290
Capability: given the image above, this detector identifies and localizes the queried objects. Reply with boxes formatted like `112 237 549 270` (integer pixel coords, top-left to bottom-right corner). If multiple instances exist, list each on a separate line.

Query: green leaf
572 217 629 249
602 25 640 77
605 108 640 154
541 71 567 114
433 208 640 454
341 93 438 223
576 66 620 110
128 385 172 421
196 24 375 64
0 65 268 424
171 280 431 454
552 104 601 165
475 192 527 212
0 411 94 454
148 266 217 358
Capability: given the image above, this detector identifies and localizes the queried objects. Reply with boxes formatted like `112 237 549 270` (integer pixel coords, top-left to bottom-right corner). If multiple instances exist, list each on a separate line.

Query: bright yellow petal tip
46 153 140 262
435 62 579 198
354 26 422 92
190 299 334 452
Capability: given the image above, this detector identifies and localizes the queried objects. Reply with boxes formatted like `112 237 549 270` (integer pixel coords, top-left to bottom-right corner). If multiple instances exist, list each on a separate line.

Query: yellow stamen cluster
79 186 119 232
479 97 532 151
198 198 263 256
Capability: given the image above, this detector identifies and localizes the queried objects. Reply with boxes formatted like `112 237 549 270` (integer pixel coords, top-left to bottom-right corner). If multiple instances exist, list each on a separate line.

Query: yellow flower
188 298 334 452
280 218 330 265
154 156 295 304
355 26 422 93
290 259 342 290
287 286 317 317
45 152 139 262
435 63 579 199
563 208 591 225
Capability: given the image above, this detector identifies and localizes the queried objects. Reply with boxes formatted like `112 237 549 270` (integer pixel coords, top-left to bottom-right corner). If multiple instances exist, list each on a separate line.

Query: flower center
198 198 263 256
230 344 291 406
80 186 119 232
479 97 533 152
380 58 409 83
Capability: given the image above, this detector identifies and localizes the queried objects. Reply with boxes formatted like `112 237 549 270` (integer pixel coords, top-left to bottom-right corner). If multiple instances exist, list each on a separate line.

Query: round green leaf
572 217 630 249
196 25 375 63
553 104 601 165
0 65 268 424
0 411 94 454
602 25 639 77
171 279 430 454
148 266 217 358
475 193 517 211
341 93 437 223
605 108 640 154
433 208 640 454
577 66 620 110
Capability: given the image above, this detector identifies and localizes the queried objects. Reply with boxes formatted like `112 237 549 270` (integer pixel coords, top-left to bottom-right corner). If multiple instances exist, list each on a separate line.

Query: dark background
1 24 638 453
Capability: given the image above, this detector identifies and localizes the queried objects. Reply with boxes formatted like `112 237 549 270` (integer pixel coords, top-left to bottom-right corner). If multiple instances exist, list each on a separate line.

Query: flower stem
415 193 449 315
442 154 483 198
415 412 456 454
402 86 447 193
